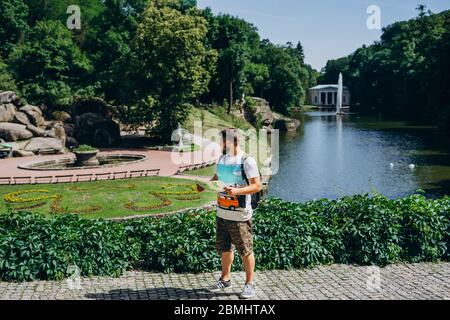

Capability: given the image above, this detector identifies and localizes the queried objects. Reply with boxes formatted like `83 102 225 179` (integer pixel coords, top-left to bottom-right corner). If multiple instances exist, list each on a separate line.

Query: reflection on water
269 111 450 202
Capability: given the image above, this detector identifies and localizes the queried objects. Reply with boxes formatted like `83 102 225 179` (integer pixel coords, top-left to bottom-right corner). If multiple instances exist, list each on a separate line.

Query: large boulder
24 137 64 154
0 103 17 122
13 111 31 126
13 149 34 157
244 97 274 128
19 104 45 127
74 112 120 147
0 91 17 104
52 122 66 145
273 113 300 132
26 124 46 137
0 122 33 141
52 110 72 123
72 97 111 117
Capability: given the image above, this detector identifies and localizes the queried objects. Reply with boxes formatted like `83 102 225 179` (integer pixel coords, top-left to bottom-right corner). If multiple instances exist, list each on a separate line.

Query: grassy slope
181 165 216 178
186 106 271 170
185 106 254 132
0 176 216 219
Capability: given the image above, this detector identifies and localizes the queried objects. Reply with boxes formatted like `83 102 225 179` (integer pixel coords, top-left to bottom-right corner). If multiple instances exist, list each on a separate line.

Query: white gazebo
308 84 350 108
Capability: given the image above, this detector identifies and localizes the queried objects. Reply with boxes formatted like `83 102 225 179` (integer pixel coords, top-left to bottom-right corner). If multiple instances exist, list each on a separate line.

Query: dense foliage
321 7 450 133
0 0 318 139
1 193 449 281
0 213 139 281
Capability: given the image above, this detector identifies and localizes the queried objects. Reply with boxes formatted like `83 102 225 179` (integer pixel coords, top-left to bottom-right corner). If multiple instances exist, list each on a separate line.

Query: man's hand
224 186 239 196
224 177 262 197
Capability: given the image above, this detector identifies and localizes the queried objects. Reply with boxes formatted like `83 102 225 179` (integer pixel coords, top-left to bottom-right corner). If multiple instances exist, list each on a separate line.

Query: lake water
269 111 450 202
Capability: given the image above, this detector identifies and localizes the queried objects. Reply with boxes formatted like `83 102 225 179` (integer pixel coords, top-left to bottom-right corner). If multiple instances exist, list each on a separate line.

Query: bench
75 174 93 182
13 176 32 184
145 169 160 177
0 177 10 185
94 172 111 181
112 171 128 180
34 176 53 184
54 175 74 183
129 170 145 178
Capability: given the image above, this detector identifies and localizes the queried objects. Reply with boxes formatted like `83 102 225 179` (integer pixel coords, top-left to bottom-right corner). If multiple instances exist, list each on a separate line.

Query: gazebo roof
309 84 349 91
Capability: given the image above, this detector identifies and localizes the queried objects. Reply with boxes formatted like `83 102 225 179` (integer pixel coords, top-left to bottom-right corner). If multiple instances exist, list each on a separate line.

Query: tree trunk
228 79 233 114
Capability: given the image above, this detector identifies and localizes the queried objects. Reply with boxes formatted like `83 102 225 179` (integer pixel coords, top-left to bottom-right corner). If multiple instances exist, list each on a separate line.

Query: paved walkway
1 134 221 180
1 263 449 300
1 148 218 179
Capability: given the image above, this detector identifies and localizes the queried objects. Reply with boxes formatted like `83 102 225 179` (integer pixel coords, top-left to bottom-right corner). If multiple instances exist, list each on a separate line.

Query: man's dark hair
221 128 240 147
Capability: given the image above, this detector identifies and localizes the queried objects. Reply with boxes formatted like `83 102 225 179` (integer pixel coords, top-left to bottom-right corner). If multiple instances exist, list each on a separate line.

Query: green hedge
0 193 449 281
0 213 139 281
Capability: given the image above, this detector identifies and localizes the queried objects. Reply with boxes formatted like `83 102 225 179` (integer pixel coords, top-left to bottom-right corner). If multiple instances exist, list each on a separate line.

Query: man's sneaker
239 283 256 299
209 278 232 292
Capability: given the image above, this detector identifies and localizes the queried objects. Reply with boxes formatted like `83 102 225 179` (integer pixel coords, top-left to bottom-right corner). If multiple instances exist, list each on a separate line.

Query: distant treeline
320 7 450 133
0 0 318 139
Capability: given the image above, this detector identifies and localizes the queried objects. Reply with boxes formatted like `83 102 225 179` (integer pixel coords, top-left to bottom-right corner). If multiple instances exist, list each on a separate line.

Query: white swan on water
408 164 416 170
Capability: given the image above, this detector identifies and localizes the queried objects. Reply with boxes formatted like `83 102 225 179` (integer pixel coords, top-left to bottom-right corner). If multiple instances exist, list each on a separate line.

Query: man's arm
224 176 261 196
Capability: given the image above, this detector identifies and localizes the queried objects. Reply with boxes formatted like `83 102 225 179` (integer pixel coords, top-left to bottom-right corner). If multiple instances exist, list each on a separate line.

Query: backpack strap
241 154 261 185
241 154 250 185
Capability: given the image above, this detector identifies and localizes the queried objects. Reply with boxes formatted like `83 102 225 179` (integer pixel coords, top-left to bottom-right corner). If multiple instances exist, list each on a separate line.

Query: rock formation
243 97 300 132
0 92 121 158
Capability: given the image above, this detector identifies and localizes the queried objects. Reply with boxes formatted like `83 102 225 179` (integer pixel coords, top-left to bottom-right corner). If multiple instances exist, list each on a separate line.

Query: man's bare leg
221 251 234 281
242 253 255 284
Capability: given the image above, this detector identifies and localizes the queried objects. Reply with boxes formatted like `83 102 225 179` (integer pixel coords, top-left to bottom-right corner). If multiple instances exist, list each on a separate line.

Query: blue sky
197 0 449 71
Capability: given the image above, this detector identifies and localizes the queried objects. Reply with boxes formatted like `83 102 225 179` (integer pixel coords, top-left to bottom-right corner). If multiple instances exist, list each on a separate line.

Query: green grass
181 165 216 177
185 106 254 132
0 176 216 219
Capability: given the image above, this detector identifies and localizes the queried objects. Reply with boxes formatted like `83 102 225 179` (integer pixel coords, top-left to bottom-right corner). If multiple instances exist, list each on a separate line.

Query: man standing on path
209 128 261 299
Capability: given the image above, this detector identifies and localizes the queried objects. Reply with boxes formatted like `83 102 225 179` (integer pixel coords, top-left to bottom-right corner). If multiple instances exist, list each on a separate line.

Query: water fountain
336 73 346 115
18 152 147 171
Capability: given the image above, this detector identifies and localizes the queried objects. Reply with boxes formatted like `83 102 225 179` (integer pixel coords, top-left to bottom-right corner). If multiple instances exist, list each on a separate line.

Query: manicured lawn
0 176 216 219
181 165 216 178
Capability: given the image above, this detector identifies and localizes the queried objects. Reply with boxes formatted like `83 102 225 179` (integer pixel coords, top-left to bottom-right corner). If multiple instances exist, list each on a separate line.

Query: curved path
0 147 219 180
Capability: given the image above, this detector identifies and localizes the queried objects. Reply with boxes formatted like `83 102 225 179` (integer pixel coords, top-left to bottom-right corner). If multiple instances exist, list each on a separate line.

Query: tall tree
0 0 29 59
127 0 217 139
8 20 92 109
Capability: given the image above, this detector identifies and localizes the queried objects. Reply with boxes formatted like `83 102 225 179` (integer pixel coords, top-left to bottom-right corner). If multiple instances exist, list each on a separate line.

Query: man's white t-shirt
216 152 259 222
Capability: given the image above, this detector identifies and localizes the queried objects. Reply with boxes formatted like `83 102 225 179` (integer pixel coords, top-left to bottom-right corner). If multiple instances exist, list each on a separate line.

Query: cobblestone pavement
1 263 449 300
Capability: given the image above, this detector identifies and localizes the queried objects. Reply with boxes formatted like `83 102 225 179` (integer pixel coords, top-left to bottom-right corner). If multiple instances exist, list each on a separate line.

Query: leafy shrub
325 194 403 266
1 193 449 282
397 194 450 262
73 144 97 152
125 212 219 273
0 212 139 281
254 198 335 269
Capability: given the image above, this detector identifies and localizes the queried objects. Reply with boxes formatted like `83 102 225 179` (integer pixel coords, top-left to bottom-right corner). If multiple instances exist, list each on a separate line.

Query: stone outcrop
13 111 31 126
13 149 34 157
24 137 64 154
72 98 120 147
0 91 17 104
0 103 17 122
19 104 45 127
52 111 72 123
0 91 121 157
273 113 300 131
244 97 300 132
0 122 33 141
